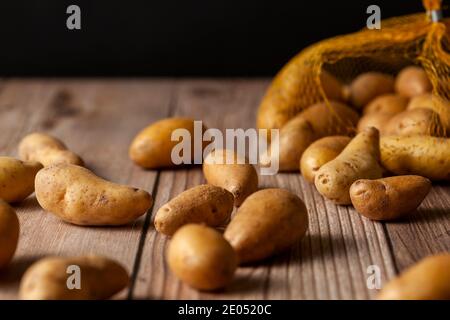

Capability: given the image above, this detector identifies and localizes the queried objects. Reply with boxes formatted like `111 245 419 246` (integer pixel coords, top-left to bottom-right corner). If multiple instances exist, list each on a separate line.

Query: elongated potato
19 132 84 167
395 66 432 98
129 117 206 169
0 157 43 203
363 94 409 115
378 254 450 300
380 135 450 180
384 108 445 136
0 200 19 269
35 164 152 226
19 255 129 300
167 224 237 291
203 149 258 206
224 188 308 264
349 72 395 109
350 176 431 221
357 112 392 134
154 185 234 236
300 136 351 183
314 127 383 205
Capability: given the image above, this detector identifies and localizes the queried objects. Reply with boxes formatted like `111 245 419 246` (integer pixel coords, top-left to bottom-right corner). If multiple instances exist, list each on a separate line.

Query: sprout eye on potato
314 127 383 205
348 72 395 109
154 184 234 236
350 175 431 221
167 224 238 291
378 254 450 300
395 66 432 98
0 157 43 203
224 188 309 264
19 255 129 300
0 200 19 269
19 132 84 167
35 164 153 226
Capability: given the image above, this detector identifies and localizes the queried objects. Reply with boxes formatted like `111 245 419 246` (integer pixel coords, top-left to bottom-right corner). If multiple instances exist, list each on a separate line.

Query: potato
357 112 392 134
314 127 383 205
167 224 237 291
154 184 234 236
300 136 351 183
349 72 395 109
384 108 445 136
350 176 431 221
203 149 258 206
363 94 409 115
262 101 359 171
129 117 206 169
19 132 84 167
408 94 450 134
380 135 450 180
35 164 152 226
19 255 129 300
378 254 450 300
0 157 43 203
224 188 308 264
0 200 19 269
395 66 432 98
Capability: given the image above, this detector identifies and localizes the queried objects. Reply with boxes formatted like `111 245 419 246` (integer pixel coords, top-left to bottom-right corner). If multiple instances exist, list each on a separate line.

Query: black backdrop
0 0 442 76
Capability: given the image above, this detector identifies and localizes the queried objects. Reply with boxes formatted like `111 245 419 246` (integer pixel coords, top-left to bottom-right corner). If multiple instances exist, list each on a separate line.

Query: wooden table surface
0 79 449 300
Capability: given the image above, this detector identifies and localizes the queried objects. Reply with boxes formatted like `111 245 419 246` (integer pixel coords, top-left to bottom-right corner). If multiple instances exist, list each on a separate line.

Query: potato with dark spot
395 66 432 98
154 184 234 236
384 108 445 136
20 255 129 300
314 127 383 205
224 188 308 264
378 254 450 300
407 94 450 134
0 200 19 269
0 157 43 203
349 72 395 109
350 176 431 221
19 132 84 167
167 224 237 291
35 164 152 226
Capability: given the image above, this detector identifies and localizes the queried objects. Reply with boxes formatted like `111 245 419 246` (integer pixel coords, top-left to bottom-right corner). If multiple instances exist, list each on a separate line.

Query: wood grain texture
0 79 448 300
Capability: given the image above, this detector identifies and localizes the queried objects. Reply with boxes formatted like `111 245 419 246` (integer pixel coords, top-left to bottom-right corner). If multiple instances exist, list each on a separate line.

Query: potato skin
350 176 431 221
203 149 258 206
19 255 129 300
0 157 43 203
380 135 450 180
167 224 237 291
129 118 206 169
35 164 152 226
349 72 395 109
395 66 432 98
19 133 84 167
384 108 445 136
0 200 19 269
224 188 308 264
154 185 234 236
314 127 383 205
378 254 450 300
357 112 392 134
363 94 409 115
408 94 450 134
300 136 351 183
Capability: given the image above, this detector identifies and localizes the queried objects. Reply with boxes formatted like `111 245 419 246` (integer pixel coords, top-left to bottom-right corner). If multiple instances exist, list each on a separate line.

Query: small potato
19 255 129 300
349 72 395 109
363 94 409 115
384 108 445 136
300 136 351 183
35 164 152 226
350 176 431 221
167 224 237 291
19 132 84 167
381 135 450 180
0 200 19 269
408 94 450 134
0 157 43 203
154 185 234 236
378 254 450 300
203 149 258 206
357 112 392 134
224 188 308 264
129 118 206 169
315 127 383 205
395 66 432 98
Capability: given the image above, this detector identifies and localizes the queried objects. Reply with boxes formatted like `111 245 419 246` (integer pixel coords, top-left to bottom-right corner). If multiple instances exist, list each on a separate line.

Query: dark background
0 0 445 76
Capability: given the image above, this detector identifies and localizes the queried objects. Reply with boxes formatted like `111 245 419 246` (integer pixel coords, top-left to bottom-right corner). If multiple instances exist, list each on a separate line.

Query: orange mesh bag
257 0 450 136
